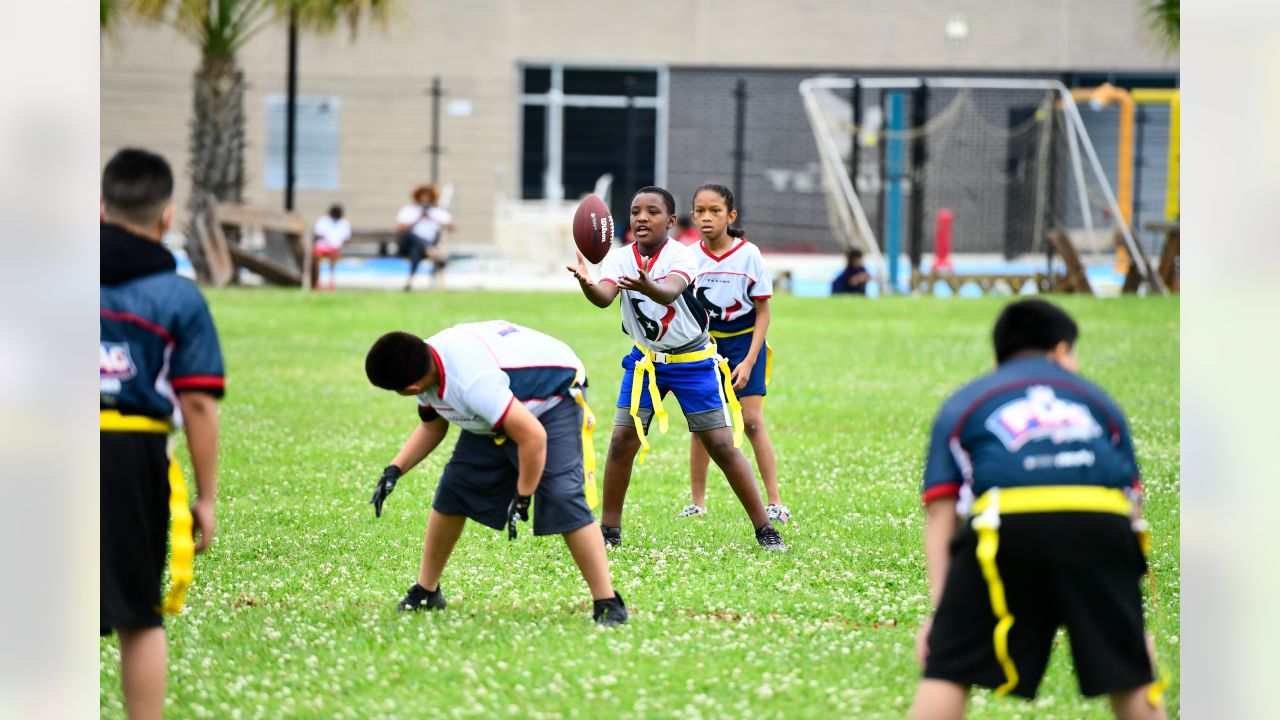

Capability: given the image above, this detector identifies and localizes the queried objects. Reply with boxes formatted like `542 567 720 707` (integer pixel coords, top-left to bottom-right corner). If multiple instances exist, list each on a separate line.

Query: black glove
370 465 402 518
507 494 531 540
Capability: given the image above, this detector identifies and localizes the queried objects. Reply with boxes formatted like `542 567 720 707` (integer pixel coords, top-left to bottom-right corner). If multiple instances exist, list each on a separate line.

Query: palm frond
1144 0 1179 51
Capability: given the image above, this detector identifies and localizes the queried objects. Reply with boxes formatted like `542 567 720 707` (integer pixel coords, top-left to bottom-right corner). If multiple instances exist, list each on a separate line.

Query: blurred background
99 0 1179 296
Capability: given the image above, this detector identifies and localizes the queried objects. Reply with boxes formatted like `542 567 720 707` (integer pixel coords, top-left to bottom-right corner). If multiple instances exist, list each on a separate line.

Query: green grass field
100 291 1179 719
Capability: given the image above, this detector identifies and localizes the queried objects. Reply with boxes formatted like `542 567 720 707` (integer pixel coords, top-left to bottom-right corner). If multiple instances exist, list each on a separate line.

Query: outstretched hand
616 267 657 296
566 251 594 286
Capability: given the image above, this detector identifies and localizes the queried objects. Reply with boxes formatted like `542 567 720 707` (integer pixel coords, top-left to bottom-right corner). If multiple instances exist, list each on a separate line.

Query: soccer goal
799 76 1165 295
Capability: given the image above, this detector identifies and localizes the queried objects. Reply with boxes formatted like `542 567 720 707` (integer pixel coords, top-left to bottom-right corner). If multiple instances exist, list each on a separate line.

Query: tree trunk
184 55 246 284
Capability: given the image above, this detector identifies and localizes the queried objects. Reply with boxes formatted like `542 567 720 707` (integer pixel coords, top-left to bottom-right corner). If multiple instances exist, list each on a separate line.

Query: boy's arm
617 267 686 305
732 298 771 390
390 416 450 473
497 402 548 497
567 251 619 308
179 391 219 553
917 496 958 666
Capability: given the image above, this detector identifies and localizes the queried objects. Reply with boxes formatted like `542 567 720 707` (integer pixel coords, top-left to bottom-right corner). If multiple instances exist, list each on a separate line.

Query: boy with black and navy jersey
364 322 626 625
910 300 1165 720
100 148 225 719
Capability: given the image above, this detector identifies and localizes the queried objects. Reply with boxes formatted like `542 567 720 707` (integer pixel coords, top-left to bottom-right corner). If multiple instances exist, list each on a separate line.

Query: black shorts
100 431 171 635
432 400 595 536
924 512 1153 698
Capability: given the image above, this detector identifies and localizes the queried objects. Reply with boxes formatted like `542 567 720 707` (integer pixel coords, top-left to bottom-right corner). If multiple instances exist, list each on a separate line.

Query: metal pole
849 80 861 182
284 3 298 211
909 81 928 271
622 76 637 201
429 76 443 184
732 78 747 219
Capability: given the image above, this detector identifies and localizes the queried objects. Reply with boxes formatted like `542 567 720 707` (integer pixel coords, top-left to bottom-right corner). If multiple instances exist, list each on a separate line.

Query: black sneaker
601 524 622 548
755 523 788 552
397 583 447 612
592 593 628 626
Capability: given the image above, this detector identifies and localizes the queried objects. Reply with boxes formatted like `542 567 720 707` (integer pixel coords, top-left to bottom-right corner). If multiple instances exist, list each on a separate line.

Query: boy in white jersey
567 186 787 552
364 322 627 625
683 183 790 524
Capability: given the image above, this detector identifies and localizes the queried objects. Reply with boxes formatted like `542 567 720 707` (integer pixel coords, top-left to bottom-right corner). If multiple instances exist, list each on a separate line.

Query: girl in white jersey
567 186 787 552
682 183 790 524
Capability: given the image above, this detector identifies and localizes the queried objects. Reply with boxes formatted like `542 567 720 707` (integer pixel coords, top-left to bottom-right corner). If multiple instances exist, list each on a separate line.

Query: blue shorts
614 346 731 432
712 331 771 398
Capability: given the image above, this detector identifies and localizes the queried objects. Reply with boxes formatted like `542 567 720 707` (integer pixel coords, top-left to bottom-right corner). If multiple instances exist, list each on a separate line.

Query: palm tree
1145 0 1179 51
102 1 395 282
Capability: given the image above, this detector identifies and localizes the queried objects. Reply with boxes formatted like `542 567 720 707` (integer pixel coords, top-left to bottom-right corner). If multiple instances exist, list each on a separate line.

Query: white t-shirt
313 215 352 248
692 238 773 329
598 237 710 353
396 205 453 244
416 321 585 436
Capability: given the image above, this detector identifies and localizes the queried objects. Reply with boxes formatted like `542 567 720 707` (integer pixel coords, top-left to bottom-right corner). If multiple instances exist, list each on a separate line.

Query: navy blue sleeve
169 284 225 397
418 404 440 423
921 401 964 503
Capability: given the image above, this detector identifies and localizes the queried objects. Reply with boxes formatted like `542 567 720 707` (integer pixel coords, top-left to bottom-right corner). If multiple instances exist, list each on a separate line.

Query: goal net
799 76 1164 294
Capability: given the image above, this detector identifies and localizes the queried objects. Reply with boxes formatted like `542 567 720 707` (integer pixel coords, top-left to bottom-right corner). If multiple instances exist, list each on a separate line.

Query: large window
519 64 667 234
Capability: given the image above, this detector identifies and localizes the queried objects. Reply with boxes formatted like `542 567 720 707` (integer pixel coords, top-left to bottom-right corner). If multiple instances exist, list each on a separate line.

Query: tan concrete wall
101 0 1177 249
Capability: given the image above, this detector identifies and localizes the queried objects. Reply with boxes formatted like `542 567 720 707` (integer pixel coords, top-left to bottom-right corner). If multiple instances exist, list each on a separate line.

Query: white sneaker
676 503 707 518
766 504 791 524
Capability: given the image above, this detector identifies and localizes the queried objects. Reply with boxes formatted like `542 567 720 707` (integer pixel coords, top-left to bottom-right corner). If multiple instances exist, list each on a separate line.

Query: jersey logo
495 324 519 336
629 298 676 341
694 287 744 322
100 342 137 380
984 385 1102 451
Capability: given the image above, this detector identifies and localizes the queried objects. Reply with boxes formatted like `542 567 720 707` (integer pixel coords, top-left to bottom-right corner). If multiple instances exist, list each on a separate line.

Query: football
572 194 614 264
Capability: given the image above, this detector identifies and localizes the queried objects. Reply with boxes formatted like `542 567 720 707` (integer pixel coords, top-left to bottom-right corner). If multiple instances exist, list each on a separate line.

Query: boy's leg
688 435 710 508
118 626 167 720
601 423 642 528
1109 686 1167 720
908 679 968 720
695 426 768 528
739 395 782 506
417 510 466 591
561 523 616 600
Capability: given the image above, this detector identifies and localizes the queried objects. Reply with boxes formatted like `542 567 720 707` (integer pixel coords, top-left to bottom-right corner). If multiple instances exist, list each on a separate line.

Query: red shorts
314 242 341 258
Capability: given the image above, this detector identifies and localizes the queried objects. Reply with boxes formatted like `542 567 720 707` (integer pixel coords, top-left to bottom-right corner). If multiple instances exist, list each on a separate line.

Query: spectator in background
312 204 351 291
395 184 455 291
674 214 701 246
831 248 871 295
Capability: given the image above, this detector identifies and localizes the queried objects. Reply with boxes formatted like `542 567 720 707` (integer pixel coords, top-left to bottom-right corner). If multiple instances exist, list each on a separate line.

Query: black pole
849 80 861 182
284 4 298 211
732 78 748 220
622 76 637 204
428 76 443 184
908 81 928 270
876 91 887 243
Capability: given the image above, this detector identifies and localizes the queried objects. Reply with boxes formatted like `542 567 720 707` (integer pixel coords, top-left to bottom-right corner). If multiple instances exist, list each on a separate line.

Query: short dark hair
992 299 1079 364
633 186 676 215
366 331 433 390
329 204 344 219
847 248 864 263
102 148 174 226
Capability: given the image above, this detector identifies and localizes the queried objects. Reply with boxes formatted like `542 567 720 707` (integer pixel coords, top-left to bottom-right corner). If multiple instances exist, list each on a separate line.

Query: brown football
572 194 614 264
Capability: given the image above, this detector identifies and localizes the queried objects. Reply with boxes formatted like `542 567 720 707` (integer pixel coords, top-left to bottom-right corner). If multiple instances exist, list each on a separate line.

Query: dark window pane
523 67 551 94
563 69 658 97
521 105 546 199
563 106 656 232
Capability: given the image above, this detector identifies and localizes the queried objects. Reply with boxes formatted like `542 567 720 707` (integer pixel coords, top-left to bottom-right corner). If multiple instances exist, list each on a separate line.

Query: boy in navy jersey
910 300 1165 720
100 148 225 719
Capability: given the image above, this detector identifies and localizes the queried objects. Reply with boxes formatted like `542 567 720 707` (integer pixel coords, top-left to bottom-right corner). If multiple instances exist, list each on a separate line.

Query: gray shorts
613 406 729 433
433 400 595 536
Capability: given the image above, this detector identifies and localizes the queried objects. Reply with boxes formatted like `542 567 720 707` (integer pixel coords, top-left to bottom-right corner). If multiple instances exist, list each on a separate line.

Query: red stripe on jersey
922 483 962 504
172 375 225 391
700 238 746 262
751 294 772 300
493 396 515 430
599 278 618 285
428 343 447 396
101 308 174 344
670 269 692 284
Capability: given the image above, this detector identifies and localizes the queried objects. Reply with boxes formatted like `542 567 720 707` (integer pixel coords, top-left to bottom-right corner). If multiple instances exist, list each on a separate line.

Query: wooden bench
910 270 1052 296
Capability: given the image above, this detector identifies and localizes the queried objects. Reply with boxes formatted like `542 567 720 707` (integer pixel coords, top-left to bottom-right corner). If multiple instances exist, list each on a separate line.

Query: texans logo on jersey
985 385 1103 451
100 342 137 380
694 287 743 322
629 298 676 341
